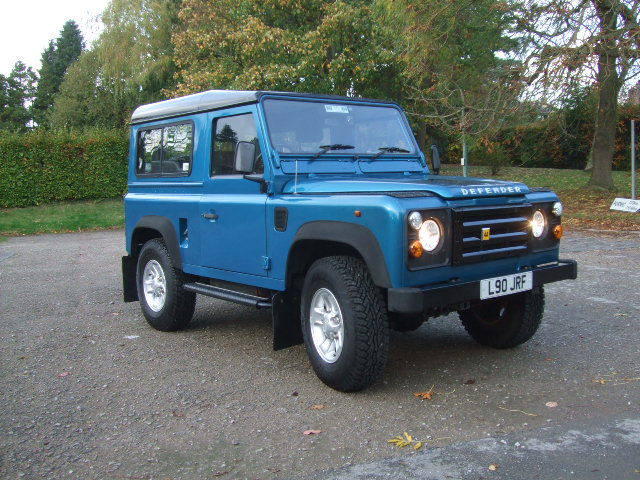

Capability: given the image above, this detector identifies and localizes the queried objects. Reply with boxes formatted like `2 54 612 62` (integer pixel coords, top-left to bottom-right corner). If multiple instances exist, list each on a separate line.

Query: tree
32 21 84 127
514 0 640 189
171 0 400 100
376 0 524 164
0 61 37 131
51 0 179 129
49 50 125 129
95 0 179 105
0 74 8 124
32 41 58 126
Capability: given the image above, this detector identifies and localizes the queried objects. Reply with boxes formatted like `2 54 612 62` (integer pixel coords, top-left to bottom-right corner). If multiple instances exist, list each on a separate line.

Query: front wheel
301 256 389 392
458 287 545 348
136 238 196 331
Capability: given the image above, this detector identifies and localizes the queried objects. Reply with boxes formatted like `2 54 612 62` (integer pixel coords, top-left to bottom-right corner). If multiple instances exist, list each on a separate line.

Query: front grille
452 204 532 264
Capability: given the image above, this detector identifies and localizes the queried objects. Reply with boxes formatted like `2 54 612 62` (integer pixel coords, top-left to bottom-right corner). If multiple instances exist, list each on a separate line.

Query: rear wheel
458 287 544 348
136 238 196 331
301 256 389 392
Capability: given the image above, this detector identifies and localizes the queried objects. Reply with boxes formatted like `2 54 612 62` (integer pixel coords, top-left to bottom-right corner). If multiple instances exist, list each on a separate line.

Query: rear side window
136 122 194 176
212 113 263 175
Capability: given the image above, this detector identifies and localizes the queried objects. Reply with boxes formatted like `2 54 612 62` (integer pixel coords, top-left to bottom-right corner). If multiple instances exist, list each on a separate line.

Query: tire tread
137 238 195 331
459 287 545 349
302 256 389 391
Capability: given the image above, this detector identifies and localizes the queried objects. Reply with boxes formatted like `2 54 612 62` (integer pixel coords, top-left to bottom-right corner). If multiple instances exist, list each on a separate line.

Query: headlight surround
530 202 563 252
532 209 546 238
419 218 441 252
406 209 450 268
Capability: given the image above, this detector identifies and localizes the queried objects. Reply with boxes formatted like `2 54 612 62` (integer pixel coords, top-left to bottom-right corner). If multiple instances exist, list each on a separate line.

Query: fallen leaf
58 371 70 377
172 410 185 417
291 391 299 397
213 471 228 477
463 379 476 385
387 435 410 448
489 464 499 471
414 391 434 400
545 401 558 408
303 429 322 435
544 357 554 361
310 404 325 410
267 467 280 473
414 441 423 450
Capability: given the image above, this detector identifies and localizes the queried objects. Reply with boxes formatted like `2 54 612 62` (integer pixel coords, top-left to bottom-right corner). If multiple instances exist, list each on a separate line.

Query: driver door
198 107 267 277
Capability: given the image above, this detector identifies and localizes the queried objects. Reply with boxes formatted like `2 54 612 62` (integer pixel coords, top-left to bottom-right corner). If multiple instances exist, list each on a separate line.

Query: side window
212 113 263 176
136 122 193 176
137 128 163 174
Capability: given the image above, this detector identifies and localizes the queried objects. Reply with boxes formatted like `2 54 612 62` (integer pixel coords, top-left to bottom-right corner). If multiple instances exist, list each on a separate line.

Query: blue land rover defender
122 90 577 392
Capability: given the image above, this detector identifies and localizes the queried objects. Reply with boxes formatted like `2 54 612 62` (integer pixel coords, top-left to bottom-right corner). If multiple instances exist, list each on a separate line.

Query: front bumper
387 259 578 313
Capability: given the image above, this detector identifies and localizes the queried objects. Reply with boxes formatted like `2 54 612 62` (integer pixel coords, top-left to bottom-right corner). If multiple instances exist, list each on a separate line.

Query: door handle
202 213 218 220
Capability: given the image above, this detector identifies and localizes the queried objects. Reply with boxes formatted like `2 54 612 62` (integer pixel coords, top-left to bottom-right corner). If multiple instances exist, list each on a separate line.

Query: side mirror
235 141 256 173
430 145 441 175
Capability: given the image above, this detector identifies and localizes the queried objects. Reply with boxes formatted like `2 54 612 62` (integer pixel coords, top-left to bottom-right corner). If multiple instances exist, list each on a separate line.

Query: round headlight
532 210 546 238
552 202 563 217
419 218 441 252
408 211 423 230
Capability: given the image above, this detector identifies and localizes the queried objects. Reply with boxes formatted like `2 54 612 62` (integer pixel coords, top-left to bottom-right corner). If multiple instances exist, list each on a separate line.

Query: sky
0 0 112 77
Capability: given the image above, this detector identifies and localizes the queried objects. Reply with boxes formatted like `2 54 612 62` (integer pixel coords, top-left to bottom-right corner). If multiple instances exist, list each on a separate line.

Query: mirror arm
244 173 267 193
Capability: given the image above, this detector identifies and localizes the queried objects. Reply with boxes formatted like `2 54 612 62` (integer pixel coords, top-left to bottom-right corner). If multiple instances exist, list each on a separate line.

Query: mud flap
122 255 138 302
272 291 302 350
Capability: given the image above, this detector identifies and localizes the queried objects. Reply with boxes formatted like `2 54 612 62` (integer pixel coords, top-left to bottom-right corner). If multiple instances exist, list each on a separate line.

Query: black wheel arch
130 216 182 270
288 221 392 289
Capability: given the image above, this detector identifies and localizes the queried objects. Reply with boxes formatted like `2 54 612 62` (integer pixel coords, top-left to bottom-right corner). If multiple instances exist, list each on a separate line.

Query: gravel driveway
0 229 638 479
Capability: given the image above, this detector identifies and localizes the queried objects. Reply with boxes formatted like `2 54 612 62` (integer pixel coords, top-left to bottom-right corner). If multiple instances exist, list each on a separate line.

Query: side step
183 282 272 309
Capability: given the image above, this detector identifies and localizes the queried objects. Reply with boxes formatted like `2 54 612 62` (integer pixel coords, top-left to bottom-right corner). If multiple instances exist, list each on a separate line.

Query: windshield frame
260 97 419 158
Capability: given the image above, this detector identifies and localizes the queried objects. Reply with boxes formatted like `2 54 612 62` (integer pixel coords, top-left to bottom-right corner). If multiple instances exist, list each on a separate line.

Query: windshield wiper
371 146 410 160
311 144 355 160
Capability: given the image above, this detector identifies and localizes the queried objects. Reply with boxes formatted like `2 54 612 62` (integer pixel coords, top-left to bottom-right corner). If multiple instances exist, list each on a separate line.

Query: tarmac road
0 229 638 480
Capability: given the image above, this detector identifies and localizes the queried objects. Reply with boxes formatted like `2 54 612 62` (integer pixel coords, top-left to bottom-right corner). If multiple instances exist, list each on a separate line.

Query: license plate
480 272 532 300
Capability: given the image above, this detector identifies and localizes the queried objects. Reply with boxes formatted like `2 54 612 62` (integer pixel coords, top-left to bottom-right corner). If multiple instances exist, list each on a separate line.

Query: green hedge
0 130 129 208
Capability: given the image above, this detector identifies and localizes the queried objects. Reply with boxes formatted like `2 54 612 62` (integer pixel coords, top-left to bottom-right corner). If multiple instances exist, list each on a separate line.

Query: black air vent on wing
275 207 288 232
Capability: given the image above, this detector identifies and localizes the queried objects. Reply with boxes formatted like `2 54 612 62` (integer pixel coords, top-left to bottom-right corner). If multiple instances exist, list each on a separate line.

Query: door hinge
262 256 272 271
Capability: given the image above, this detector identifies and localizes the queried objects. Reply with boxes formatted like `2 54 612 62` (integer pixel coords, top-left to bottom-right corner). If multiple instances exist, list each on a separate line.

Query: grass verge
0 199 124 240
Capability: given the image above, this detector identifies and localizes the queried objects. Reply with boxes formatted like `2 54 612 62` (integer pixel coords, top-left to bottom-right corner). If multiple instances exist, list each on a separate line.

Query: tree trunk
588 0 620 190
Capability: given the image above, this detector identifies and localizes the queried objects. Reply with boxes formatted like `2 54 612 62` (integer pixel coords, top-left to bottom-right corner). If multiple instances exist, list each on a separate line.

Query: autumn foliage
171 0 400 100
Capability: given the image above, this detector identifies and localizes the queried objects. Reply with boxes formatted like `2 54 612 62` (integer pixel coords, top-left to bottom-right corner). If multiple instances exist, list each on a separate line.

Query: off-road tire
301 256 389 392
458 287 545 348
136 238 196 331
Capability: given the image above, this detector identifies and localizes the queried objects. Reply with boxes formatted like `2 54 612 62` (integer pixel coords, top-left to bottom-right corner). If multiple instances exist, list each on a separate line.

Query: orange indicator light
354 210 362 217
553 225 563 239
409 241 424 258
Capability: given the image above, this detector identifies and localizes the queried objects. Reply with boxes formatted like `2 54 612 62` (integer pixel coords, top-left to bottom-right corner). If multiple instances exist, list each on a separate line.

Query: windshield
263 99 416 156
